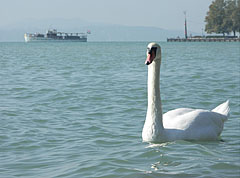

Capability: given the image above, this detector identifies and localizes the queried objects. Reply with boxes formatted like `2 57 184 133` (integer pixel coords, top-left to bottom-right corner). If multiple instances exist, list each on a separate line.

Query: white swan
142 42 230 143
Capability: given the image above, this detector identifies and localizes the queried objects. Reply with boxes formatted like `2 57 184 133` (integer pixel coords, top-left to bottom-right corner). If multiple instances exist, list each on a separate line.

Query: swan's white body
142 43 230 143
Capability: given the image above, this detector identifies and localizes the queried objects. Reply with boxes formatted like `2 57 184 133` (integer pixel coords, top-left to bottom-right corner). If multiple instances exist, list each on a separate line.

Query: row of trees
205 0 240 36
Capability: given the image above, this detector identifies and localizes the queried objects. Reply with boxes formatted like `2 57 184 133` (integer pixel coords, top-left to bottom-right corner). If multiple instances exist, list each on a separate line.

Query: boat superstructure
24 29 89 42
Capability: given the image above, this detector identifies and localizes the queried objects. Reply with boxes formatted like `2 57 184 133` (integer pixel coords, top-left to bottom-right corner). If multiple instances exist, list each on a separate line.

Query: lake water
0 42 239 177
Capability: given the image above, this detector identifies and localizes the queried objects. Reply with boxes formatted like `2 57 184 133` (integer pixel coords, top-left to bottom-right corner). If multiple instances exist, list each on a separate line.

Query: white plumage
142 42 230 143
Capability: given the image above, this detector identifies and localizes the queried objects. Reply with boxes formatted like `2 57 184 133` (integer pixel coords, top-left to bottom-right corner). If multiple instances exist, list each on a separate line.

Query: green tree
205 0 227 35
232 0 240 35
205 0 240 36
224 0 236 34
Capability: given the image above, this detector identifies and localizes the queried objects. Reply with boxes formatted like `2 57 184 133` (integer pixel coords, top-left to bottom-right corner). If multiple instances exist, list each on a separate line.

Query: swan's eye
147 47 151 54
148 47 157 55
152 47 157 52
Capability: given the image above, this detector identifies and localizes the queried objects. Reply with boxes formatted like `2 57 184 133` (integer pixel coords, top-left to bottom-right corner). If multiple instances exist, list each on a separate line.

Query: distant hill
0 18 184 42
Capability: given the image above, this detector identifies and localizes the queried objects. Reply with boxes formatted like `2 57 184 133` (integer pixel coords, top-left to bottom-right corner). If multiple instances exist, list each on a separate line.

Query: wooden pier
168 11 240 42
167 37 240 42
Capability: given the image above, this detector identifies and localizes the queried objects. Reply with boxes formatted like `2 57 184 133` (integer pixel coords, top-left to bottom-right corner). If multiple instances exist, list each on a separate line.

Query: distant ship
24 29 90 42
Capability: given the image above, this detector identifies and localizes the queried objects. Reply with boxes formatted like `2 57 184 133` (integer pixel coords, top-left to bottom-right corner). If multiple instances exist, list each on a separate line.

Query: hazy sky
1 0 213 33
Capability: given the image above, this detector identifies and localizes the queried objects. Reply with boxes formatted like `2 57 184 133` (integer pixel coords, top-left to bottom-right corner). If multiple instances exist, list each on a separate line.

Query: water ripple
0 42 239 177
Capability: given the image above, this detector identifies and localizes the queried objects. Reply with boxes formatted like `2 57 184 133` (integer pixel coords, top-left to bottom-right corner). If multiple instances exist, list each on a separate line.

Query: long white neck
142 58 164 141
147 59 163 127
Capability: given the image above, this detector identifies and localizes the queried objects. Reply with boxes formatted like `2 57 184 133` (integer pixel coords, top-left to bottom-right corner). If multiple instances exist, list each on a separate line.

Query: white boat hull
24 30 88 42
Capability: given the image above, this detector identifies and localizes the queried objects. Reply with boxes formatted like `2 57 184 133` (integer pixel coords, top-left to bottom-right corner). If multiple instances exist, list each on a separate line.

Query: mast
184 11 188 39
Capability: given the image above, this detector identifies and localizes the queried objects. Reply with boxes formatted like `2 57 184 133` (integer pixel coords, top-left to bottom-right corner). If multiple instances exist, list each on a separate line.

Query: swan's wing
163 108 195 118
163 108 227 130
163 108 196 129
163 108 228 139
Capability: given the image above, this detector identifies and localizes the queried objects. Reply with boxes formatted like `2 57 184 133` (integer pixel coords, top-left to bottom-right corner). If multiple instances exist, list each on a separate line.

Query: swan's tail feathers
212 100 230 118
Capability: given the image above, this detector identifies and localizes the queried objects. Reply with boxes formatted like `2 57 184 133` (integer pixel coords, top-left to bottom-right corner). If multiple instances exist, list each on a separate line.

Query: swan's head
145 42 161 65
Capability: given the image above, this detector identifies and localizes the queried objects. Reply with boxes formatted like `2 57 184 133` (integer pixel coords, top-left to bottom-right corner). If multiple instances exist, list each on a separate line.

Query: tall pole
184 11 188 39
